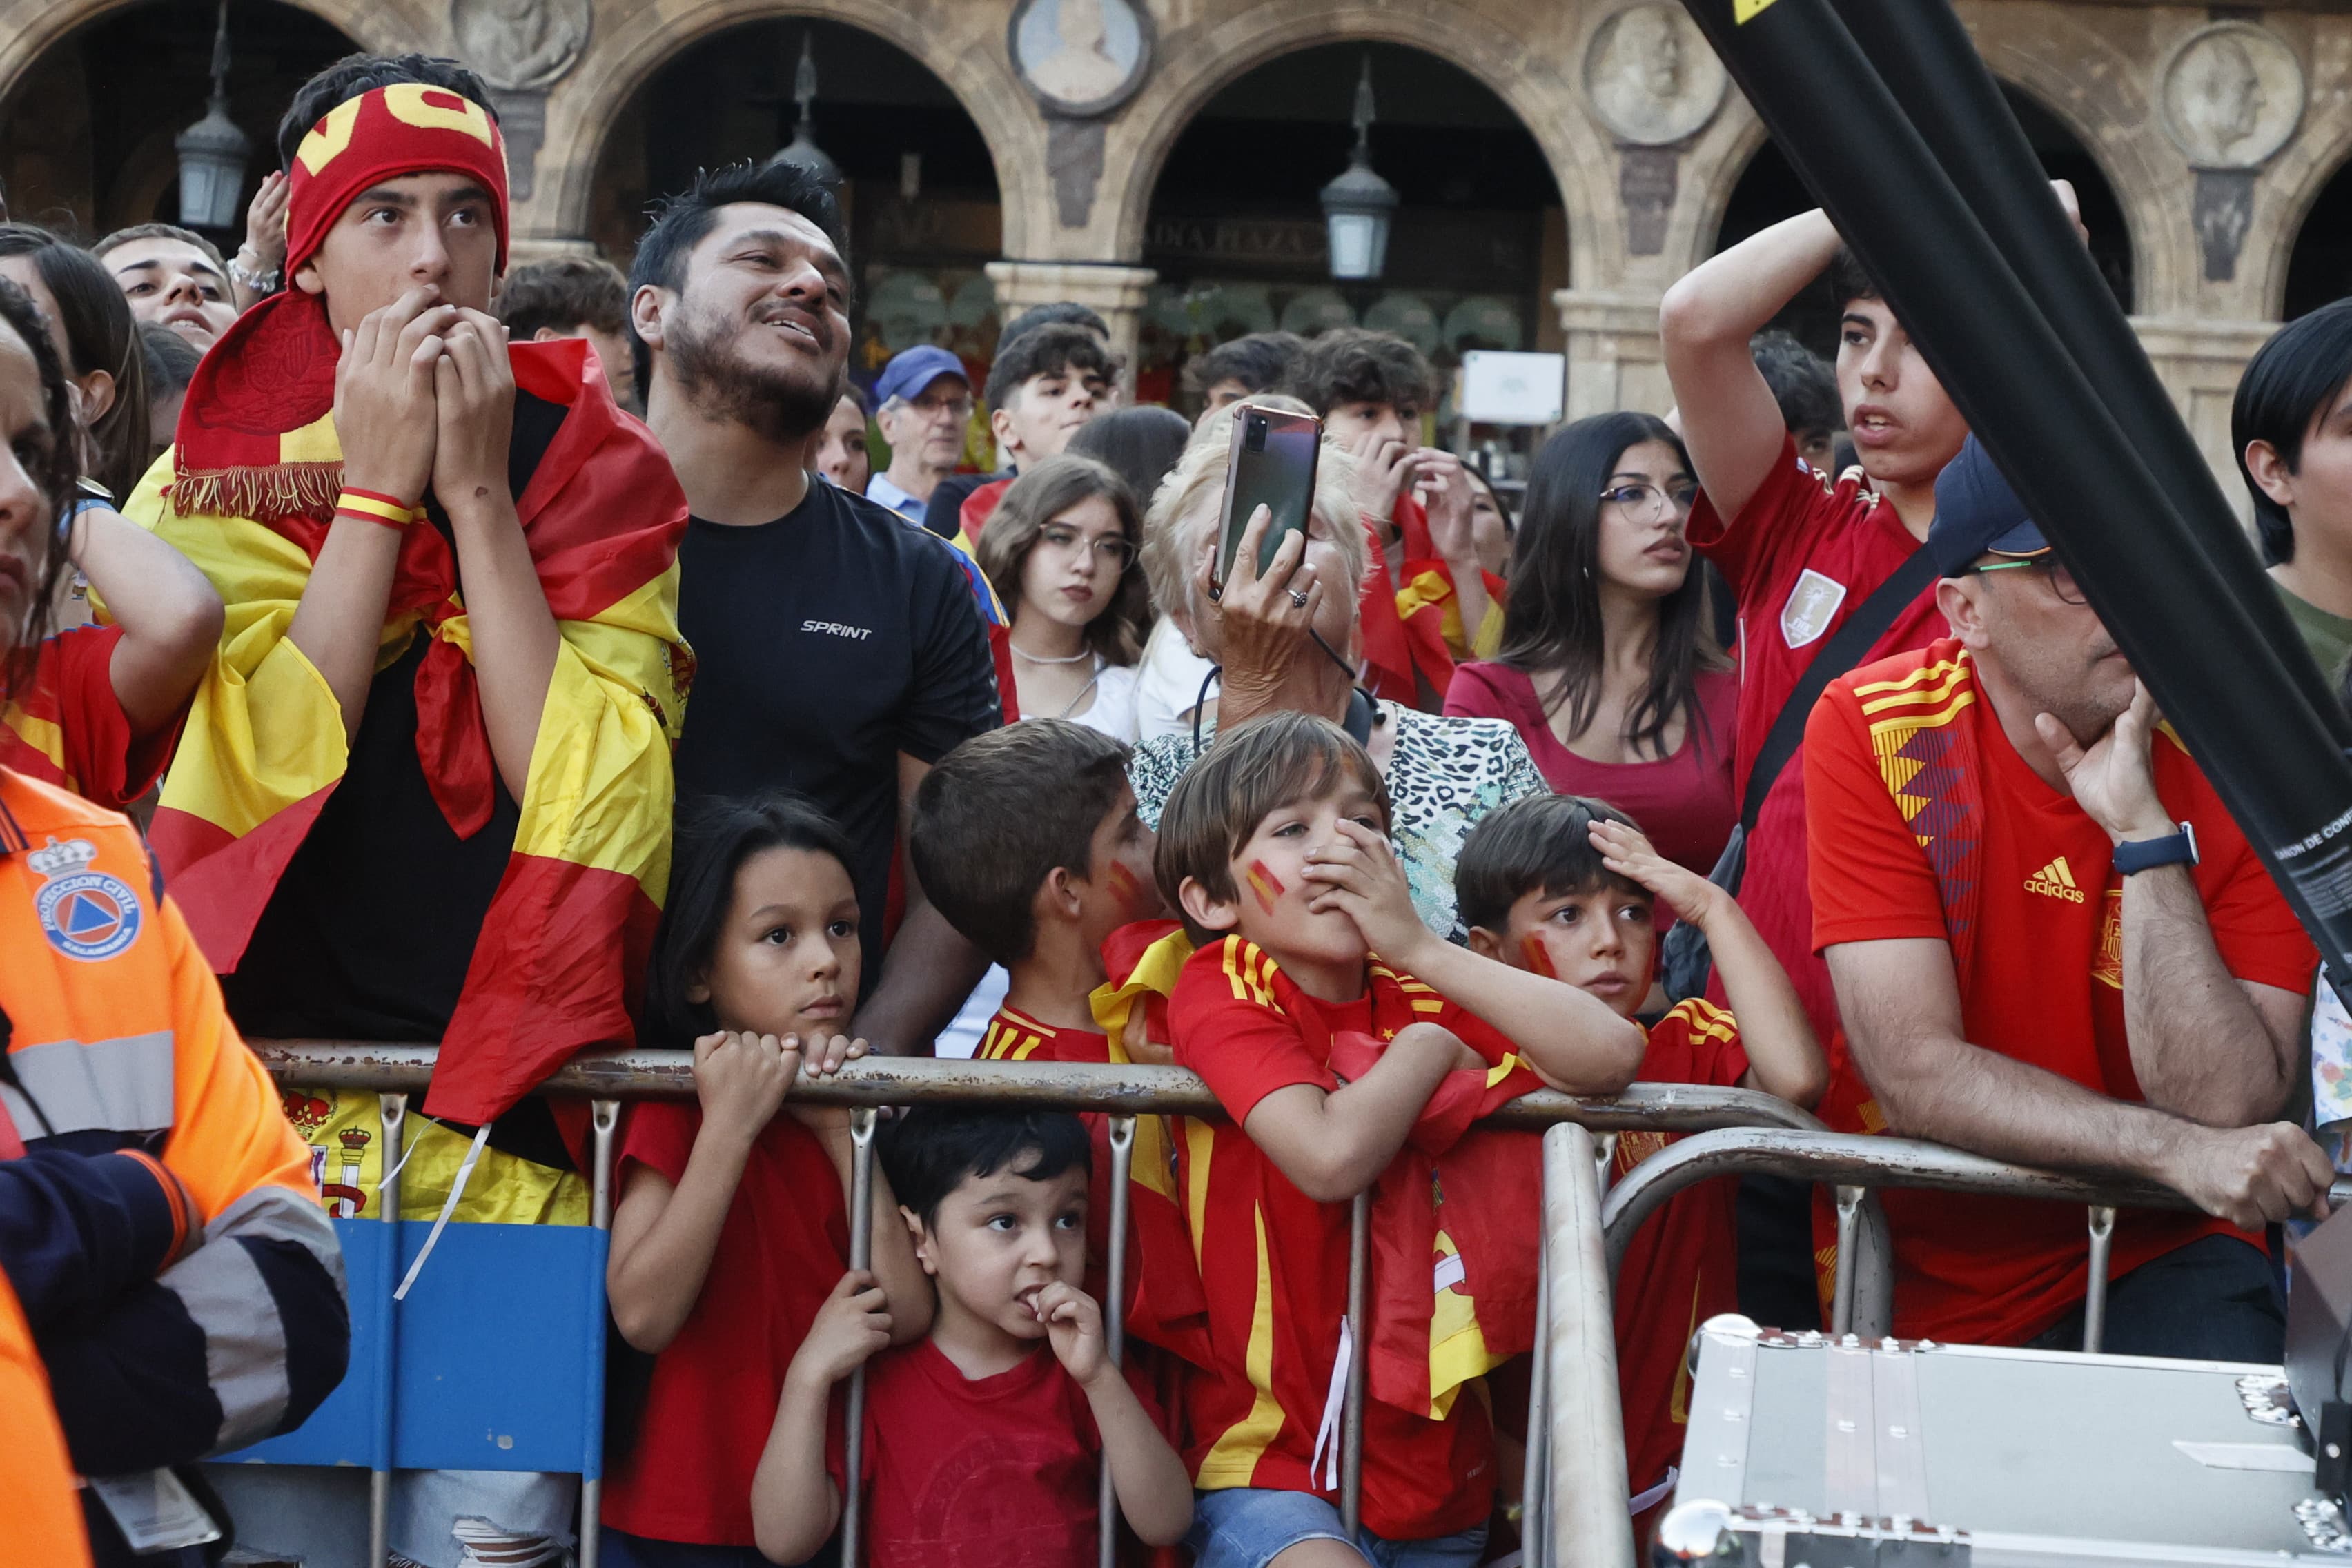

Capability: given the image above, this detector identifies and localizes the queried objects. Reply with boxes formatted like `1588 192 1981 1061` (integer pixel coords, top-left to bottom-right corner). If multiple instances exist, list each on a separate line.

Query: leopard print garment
1128 702 1548 943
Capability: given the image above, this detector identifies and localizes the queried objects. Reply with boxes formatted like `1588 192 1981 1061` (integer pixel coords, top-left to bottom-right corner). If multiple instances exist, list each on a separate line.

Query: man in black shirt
632 160 1001 1053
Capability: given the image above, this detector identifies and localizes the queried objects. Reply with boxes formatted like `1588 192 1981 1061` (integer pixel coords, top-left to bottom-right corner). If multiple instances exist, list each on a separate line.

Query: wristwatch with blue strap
2113 821 2197 875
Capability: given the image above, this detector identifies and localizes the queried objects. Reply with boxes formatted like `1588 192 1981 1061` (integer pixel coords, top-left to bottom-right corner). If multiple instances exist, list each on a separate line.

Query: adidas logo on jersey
2025 856 2086 902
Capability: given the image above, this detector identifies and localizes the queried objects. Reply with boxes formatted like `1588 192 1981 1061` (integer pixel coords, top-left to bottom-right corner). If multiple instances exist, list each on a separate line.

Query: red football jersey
1610 998 1750 1505
1687 438 1946 1048
1164 939 1521 1540
1805 640 2314 1345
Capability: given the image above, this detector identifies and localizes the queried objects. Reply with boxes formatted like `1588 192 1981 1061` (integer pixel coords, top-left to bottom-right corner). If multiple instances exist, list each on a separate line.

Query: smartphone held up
1217 404 1322 585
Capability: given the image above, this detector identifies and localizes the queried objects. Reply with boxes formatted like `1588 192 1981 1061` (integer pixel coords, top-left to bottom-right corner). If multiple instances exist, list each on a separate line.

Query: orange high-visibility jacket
0 767 346 1482
0 1262 91 1567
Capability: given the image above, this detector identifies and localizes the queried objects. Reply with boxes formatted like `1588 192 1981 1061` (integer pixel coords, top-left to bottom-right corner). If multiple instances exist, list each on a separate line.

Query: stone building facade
4 0 2351 501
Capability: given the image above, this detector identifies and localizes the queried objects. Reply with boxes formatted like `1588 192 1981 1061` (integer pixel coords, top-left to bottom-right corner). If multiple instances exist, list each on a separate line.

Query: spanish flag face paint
1104 859 1154 921
1520 932 1558 979
1246 859 1285 914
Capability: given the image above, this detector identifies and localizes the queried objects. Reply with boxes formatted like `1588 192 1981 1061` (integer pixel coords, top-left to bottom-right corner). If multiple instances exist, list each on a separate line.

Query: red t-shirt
0 626 168 807
1805 640 2317 1345
600 1102 852 1545
1611 998 1750 1504
979 1006 1124 1296
1687 440 1945 1042
1166 948 1516 1540
1444 663 1740 872
831 1336 1162 1568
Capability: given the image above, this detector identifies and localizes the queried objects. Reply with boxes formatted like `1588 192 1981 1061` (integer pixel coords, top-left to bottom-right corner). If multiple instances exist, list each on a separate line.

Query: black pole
1821 0 2351 745
1672 0 2352 972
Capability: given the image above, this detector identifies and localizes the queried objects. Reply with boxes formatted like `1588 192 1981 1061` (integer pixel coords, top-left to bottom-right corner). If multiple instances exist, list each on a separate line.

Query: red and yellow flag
126 300 688 1126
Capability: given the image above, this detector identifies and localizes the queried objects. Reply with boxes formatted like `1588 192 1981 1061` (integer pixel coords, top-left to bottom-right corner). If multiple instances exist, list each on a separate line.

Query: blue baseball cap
1928 435 2050 577
872 344 969 406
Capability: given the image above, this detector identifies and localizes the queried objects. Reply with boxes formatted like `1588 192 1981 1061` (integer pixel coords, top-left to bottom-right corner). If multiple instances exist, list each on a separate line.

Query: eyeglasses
907 394 974 420
1039 524 1137 569
1966 556 2085 605
1597 482 1698 521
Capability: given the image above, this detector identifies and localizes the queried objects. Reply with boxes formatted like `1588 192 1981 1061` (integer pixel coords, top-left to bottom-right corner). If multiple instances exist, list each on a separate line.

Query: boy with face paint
125 57 689 1563
908 721 1197 1332
1148 712 1642 1567
1456 792 1823 1528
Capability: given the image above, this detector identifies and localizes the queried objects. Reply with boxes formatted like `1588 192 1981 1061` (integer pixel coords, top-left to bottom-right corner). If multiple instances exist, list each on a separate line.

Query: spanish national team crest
1780 568 1848 649
27 836 142 962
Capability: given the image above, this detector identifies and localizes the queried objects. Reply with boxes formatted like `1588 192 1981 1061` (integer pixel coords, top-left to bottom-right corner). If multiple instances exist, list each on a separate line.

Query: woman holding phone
1128 400 1545 943
1443 412 1736 874
976 453 1148 739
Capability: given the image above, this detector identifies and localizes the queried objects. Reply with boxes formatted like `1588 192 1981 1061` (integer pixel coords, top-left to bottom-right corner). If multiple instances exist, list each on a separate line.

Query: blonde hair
1139 398 1369 645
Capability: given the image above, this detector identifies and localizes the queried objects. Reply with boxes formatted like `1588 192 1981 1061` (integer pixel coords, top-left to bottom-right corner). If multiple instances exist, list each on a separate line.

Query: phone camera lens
1245 415 1268 453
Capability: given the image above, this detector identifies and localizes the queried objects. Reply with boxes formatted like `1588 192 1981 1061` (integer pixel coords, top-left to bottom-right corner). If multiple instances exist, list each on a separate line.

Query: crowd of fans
1 43 2349 1568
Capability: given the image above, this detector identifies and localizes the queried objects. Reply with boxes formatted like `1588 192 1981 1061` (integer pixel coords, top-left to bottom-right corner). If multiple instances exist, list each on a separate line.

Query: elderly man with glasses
866 343 976 524
1801 434 2331 1364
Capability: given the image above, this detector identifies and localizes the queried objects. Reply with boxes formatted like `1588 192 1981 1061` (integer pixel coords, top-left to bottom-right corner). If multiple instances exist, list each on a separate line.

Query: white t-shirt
1133 617 1217 741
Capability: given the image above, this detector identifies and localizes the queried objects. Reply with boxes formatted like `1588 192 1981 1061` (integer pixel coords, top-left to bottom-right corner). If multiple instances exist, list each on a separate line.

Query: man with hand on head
865 343 972 524
1287 326 1495 709
1807 436 2329 1360
126 53 690 1562
634 160 1002 1059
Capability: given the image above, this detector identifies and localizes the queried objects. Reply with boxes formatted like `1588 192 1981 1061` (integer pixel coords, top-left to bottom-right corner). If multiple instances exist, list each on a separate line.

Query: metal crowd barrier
1599 1126 2352 1358
252 1042 1824 1565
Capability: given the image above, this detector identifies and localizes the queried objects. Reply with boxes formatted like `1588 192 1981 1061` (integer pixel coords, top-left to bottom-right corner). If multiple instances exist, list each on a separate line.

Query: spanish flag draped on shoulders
123 84 687 1219
1158 933 1542 1542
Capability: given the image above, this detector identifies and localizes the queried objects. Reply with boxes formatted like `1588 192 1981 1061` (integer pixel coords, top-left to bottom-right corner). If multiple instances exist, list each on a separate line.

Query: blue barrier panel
221 1218 607 1480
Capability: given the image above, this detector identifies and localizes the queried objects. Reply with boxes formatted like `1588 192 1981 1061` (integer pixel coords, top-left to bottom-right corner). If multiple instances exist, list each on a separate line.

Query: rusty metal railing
255 1042 1831 1564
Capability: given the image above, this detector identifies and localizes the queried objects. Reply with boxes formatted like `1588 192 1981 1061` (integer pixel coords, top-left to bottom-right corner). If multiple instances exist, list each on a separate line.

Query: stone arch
538 0 1037 250
2264 107 2352 320
1103 1 1618 286
0 0 424 110
1970 17 2175 313
0 0 389 237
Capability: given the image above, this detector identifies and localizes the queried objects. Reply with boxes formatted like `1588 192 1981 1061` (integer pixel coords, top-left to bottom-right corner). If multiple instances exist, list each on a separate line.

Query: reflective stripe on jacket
0 767 347 1476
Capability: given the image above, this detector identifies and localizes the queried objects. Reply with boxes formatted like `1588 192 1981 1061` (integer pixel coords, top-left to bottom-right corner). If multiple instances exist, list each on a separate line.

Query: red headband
285 84 511 276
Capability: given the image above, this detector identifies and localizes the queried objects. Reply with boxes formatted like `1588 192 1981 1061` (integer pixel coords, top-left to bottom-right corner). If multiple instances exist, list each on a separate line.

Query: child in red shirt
1153 710 1645 1566
908 718 1165 1069
1456 792 1825 1525
600 795 932 1564
754 1106 1195 1567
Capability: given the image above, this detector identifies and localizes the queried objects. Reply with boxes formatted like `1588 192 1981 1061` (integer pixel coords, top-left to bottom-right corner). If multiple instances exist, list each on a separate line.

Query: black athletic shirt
672 480 1001 991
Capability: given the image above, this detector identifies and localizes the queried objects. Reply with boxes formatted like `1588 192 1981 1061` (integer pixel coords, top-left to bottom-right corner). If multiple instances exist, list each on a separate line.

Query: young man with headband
126 53 689 1565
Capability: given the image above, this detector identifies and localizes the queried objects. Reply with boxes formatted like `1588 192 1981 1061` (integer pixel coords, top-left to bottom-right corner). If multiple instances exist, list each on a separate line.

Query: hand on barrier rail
790 1269 894 1391
694 1029 870 1139
2160 1121 2335 1230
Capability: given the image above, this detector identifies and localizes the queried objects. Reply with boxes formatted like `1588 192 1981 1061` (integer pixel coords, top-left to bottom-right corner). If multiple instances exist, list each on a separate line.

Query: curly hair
1284 327 1435 419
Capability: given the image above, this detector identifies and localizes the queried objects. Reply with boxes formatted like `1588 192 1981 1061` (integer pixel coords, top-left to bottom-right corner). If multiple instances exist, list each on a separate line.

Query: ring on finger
1289 589 1309 609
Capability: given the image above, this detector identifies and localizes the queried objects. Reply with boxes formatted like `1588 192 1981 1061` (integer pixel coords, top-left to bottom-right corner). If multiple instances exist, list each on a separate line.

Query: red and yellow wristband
335 487 423 530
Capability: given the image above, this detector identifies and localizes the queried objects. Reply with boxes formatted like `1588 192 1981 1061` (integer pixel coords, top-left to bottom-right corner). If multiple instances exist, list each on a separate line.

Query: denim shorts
1184 1487 1489 1568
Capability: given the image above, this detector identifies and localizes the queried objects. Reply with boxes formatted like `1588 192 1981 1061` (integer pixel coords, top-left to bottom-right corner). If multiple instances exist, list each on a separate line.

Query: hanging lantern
1320 55 1398 282
175 0 251 231
767 32 843 185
